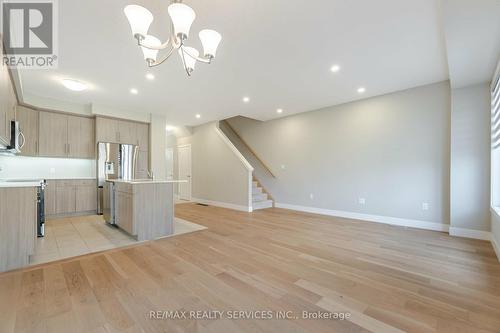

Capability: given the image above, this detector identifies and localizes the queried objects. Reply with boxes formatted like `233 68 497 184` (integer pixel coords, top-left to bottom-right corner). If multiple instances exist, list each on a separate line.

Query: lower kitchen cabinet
76 185 97 212
46 179 97 217
56 181 76 214
45 180 57 215
115 190 134 235
0 187 37 273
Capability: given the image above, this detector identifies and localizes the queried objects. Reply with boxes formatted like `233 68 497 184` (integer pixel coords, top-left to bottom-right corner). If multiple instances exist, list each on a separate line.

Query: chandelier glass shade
124 1 222 76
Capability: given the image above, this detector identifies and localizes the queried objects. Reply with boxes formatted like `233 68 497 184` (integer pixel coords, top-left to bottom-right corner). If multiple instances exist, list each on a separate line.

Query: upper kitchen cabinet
68 116 95 158
136 123 149 151
16 106 39 156
39 111 95 159
96 117 149 147
0 39 17 147
96 116 119 143
39 112 68 157
118 120 137 145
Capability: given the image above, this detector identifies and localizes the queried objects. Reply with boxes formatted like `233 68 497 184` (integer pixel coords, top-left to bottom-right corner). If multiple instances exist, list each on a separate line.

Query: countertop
106 179 187 184
0 179 44 188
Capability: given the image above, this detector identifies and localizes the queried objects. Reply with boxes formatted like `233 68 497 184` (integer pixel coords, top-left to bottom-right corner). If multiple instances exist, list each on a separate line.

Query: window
491 61 500 210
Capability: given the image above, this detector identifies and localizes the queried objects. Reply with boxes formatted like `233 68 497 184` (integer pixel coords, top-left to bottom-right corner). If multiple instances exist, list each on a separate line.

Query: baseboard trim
275 203 449 232
192 197 252 212
46 210 97 220
492 235 500 262
448 227 492 241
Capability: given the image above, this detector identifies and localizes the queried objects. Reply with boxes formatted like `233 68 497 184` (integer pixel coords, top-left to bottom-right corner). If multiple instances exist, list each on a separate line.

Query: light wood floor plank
1 204 500 332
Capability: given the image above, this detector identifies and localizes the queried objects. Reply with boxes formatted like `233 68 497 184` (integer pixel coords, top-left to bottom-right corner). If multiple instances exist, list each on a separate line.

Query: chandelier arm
180 45 212 64
179 47 192 77
137 37 172 50
147 46 177 67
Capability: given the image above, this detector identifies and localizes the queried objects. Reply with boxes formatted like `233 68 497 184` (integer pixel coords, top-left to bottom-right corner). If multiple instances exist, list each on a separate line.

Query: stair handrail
221 120 277 178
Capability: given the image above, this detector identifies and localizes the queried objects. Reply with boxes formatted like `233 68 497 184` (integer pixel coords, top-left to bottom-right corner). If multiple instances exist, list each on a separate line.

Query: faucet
147 170 155 180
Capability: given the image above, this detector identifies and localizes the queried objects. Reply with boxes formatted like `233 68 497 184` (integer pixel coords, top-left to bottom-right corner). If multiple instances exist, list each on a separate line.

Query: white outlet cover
422 202 429 211
50 167 56 174
309 193 314 200
359 198 366 205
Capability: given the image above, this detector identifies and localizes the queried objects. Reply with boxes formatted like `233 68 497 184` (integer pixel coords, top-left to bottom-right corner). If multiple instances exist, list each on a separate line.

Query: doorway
177 144 192 201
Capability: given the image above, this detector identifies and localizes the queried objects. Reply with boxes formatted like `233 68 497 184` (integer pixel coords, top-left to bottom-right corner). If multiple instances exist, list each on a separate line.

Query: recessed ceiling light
165 125 175 132
195 114 201 119
330 65 340 73
243 97 250 103
276 108 283 114
130 88 138 94
357 87 366 94
146 73 155 80
61 79 88 92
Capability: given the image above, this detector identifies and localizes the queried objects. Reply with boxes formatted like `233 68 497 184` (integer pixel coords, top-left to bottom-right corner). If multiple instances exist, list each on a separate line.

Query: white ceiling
443 0 500 89
19 0 453 125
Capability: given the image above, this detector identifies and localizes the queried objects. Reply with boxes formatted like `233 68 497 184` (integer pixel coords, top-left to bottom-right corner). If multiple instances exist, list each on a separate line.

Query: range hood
0 121 23 155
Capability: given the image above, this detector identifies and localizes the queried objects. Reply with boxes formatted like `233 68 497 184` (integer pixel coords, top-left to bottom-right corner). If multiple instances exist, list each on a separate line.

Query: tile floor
30 214 207 265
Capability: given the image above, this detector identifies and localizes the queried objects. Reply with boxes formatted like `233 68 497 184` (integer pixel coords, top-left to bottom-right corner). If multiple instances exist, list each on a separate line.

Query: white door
177 144 191 201
166 148 174 180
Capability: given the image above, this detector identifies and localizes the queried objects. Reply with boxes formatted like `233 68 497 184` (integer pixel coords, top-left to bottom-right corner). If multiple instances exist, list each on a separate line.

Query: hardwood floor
1 203 499 333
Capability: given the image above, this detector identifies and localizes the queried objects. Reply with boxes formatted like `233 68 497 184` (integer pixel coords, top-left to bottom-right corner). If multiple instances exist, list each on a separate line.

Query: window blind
492 69 500 149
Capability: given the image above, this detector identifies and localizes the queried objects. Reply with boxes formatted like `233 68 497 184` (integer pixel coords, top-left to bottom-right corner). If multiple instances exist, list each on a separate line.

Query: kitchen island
0 180 42 272
104 179 185 241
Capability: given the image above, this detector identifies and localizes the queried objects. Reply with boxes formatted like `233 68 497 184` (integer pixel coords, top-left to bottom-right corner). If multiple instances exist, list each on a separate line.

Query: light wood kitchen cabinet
45 180 57 215
115 190 134 235
96 116 119 143
39 111 95 158
56 181 76 214
118 120 137 144
68 116 95 158
75 184 97 212
0 187 37 273
0 39 16 147
16 106 39 156
96 117 149 147
46 179 97 217
39 112 68 157
136 123 149 151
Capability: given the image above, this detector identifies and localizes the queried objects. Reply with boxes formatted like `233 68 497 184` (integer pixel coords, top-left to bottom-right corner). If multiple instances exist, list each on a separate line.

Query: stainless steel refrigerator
97 142 138 215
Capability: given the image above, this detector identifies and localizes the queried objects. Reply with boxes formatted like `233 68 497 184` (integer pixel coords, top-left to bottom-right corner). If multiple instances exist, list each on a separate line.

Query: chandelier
124 1 222 76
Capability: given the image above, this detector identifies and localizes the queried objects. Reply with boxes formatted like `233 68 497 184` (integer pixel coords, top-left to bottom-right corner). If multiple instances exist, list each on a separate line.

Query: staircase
252 179 273 210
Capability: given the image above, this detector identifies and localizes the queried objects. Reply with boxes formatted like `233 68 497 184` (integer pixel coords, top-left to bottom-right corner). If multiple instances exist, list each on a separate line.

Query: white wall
0 156 95 179
227 82 451 225
450 83 491 233
188 122 252 211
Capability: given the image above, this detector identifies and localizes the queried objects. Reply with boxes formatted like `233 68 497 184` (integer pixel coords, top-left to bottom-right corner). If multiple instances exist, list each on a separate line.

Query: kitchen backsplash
0 156 96 179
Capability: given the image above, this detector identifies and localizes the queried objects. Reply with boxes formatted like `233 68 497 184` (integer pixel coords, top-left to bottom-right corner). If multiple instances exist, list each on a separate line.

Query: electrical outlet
422 202 429 211
50 168 56 174
309 193 314 200
359 198 366 205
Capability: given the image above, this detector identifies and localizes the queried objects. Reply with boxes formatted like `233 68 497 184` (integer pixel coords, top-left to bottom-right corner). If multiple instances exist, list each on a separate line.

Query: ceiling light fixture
357 87 366 93
61 79 88 91
165 125 176 132
124 2 222 77
276 108 283 114
130 88 138 94
195 114 201 119
330 65 340 73
243 97 250 103
146 73 155 80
